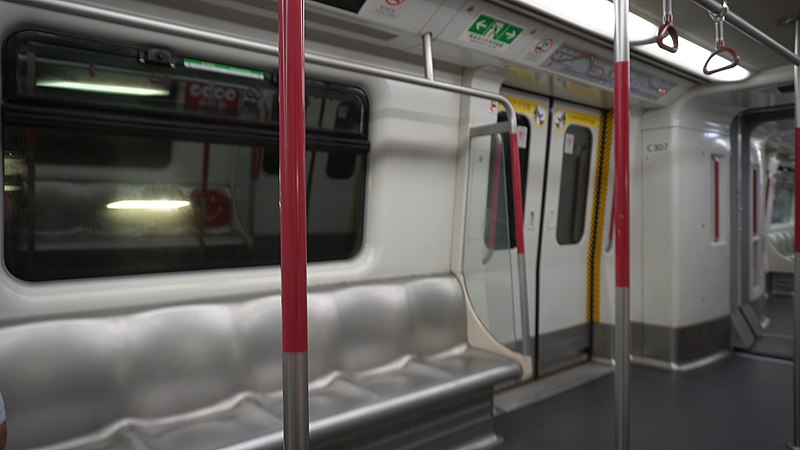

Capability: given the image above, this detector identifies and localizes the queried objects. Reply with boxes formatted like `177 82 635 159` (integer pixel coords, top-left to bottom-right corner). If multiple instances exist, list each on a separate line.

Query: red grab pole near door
792 17 800 450
279 0 309 449
509 132 526 255
614 1 631 450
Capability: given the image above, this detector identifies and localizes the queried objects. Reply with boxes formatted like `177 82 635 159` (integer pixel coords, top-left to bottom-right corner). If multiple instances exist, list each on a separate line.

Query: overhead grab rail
693 0 800 66
702 2 740 75
657 0 679 52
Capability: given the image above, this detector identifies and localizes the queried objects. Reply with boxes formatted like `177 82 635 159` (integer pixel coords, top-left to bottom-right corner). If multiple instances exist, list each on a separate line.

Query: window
771 180 793 224
484 113 530 250
3 31 369 281
556 125 592 245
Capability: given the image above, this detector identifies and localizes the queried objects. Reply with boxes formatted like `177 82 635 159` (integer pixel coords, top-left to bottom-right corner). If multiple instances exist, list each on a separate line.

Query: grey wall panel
592 316 731 366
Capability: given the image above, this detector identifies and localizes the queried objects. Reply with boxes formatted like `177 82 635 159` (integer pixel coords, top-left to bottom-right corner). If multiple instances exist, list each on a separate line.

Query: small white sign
564 133 575 155
518 126 529 149
358 0 445 33
646 142 669 152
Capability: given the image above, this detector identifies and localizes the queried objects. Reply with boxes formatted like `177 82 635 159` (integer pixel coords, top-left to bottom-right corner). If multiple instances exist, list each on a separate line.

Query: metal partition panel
463 131 521 353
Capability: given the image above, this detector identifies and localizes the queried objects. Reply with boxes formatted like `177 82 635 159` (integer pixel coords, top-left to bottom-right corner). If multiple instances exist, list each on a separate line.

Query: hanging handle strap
703 2 740 75
703 44 740 75
656 0 678 53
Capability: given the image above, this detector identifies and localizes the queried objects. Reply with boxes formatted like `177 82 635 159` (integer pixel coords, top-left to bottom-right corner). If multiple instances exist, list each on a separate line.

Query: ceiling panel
631 0 800 73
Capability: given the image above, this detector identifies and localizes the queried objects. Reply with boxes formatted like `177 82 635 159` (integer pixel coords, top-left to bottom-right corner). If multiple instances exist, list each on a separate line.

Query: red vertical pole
509 131 526 255
714 157 720 242
792 18 800 450
614 1 631 449
279 0 309 448
615 9 630 292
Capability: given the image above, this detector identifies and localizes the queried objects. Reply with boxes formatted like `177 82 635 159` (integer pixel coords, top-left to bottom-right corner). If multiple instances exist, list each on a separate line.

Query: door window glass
556 125 592 245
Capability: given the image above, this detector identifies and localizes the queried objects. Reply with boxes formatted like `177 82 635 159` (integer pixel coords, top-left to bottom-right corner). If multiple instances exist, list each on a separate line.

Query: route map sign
540 43 676 100
460 13 524 52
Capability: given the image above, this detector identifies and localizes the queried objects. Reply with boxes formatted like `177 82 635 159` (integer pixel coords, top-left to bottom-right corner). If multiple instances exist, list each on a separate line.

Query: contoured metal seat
0 275 521 450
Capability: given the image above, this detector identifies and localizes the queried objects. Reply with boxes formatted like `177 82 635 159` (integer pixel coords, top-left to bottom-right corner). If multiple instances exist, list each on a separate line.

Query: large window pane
4 126 366 280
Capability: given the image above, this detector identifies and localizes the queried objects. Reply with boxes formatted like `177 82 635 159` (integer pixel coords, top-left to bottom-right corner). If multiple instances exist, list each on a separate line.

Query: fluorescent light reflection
36 81 170 97
517 0 750 82
107 200 190 210
517 0 657 42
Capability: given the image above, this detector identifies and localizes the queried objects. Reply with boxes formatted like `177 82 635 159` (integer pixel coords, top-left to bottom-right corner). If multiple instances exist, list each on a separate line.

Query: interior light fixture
516 0 751 82
107 200 190 210
36 81 170 97
517 0 658 42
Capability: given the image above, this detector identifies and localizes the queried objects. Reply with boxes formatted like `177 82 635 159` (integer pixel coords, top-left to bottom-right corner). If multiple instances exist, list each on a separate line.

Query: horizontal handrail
693 0 800 66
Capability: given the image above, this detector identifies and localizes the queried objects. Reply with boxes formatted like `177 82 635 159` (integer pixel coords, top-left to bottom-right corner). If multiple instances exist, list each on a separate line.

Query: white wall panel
641 124 732 328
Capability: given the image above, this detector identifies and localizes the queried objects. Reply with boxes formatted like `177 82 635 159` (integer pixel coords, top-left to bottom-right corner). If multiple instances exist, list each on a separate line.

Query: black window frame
2 29 371 281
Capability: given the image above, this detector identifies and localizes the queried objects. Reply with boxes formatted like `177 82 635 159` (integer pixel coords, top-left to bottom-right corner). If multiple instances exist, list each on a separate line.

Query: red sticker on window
184 82 240 115
192 189 231 227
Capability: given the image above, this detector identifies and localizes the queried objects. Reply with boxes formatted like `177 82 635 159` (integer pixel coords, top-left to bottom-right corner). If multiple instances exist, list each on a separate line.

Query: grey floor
751 295 794 359
496 354 793 449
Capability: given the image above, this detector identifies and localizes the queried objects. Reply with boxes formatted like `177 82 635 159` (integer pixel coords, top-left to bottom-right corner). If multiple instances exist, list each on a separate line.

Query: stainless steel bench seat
0 276 521 449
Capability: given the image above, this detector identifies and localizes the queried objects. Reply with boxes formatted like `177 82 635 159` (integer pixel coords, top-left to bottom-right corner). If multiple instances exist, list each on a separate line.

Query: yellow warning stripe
585 110 613 323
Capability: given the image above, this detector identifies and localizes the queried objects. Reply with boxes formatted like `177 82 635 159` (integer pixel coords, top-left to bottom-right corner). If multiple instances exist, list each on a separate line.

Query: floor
495 354 794 450
751 295 794 360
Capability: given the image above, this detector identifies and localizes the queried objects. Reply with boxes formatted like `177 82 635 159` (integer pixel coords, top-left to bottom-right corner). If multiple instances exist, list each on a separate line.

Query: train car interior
0 0 798 449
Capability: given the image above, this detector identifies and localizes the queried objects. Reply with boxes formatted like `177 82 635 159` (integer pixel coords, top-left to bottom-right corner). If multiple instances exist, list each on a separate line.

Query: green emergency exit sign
467 14 523 45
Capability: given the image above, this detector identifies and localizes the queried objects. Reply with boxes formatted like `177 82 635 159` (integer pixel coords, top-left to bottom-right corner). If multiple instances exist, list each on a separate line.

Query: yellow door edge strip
585 110 613 324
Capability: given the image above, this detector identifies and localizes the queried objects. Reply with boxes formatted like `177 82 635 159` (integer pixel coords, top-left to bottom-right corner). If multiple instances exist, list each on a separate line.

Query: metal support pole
614 1 631 450
693 0 800 66
792 19 800 450
508 110 532 360
279 0 309 449
422 32 434 81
